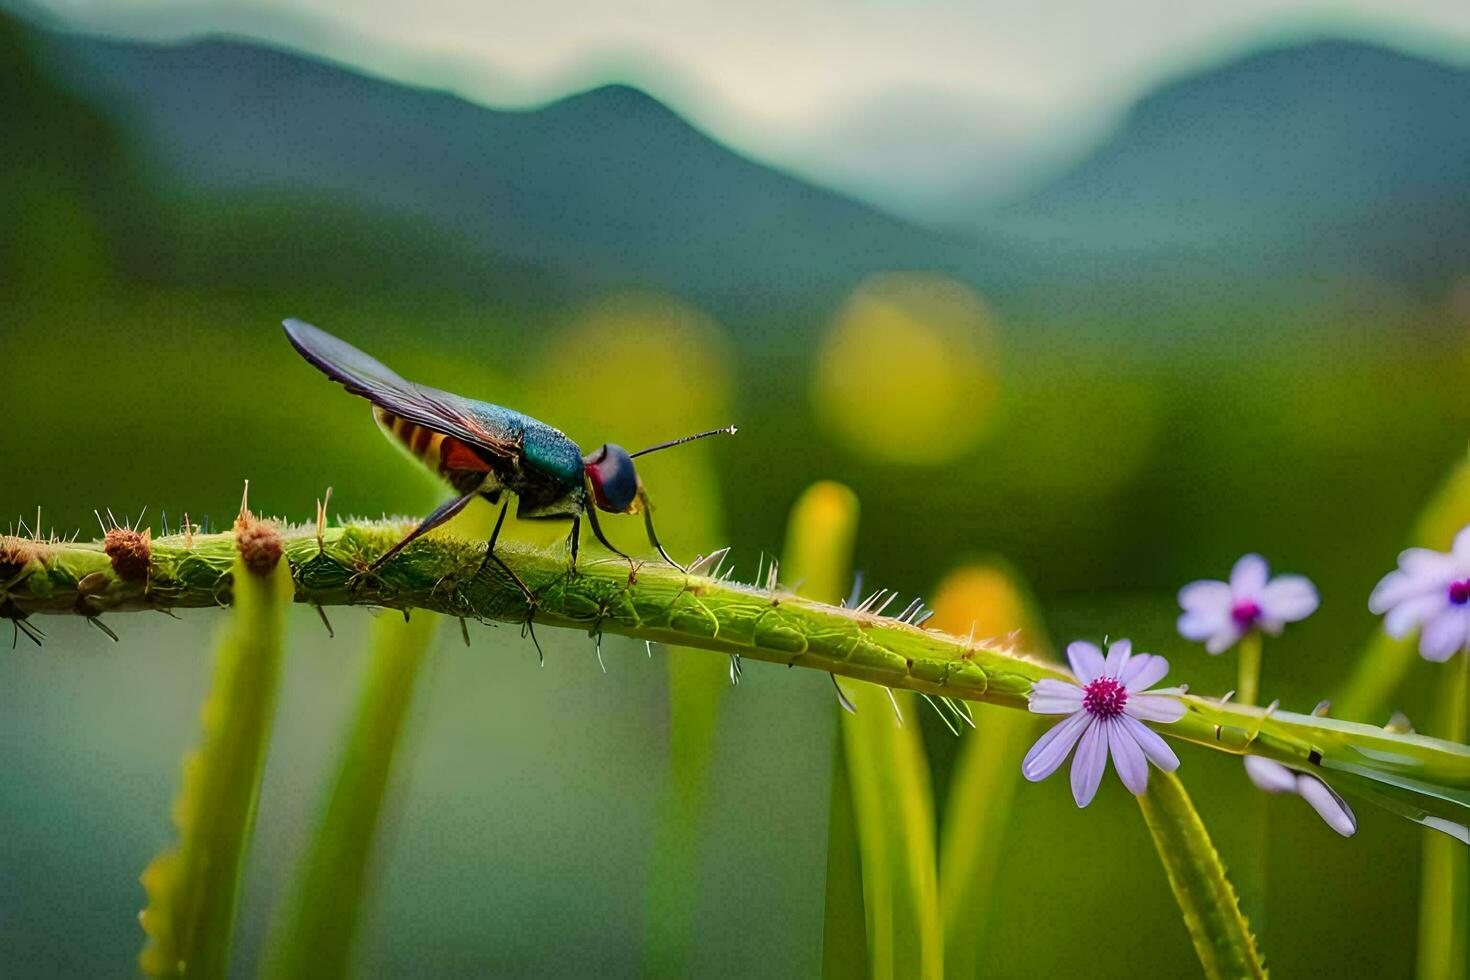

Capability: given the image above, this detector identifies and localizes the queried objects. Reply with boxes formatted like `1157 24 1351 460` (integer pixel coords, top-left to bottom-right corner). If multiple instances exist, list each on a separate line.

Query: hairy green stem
4 525 1468 830
1138 771 1267 980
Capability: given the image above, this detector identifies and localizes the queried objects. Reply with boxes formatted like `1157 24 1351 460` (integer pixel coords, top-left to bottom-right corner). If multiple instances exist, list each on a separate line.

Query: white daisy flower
1178 554 1319 655
1243 756 1357 837
1368 526 1470 662
1022 639 1187 808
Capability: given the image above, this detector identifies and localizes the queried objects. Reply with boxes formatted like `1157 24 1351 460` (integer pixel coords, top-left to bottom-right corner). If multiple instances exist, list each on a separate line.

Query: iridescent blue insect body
283 319 735 581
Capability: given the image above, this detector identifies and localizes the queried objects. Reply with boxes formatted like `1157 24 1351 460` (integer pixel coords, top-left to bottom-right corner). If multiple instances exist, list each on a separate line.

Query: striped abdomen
373 407 498 494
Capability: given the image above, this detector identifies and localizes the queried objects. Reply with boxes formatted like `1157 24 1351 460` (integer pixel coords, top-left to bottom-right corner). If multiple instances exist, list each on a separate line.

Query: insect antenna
628 425 738 459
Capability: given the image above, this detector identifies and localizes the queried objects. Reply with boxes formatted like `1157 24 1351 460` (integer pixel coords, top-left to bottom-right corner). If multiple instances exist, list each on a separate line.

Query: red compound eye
584 443 639 513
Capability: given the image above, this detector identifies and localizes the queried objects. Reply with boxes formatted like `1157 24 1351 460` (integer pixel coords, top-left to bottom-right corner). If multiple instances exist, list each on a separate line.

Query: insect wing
283 318 519 461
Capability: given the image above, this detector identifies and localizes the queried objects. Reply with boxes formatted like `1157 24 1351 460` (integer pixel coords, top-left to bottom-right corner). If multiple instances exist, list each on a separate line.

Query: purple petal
1103 638 1132 678
1029 679 1085 715
1021 712 1091 782
1178 609 1226 642
1454 525 1470 563
1066 641 1105 683
1204 624 1243 655
1369 567 1439 615
1230 554 1269 598
1178 579 1231 612
1124 694 1187 723
1120 653 1169 693
1261 575 1319 623
1108 718 1149 795
1297 776 1358 837
1070 719 1109 808
1121 715 1180 771
1243 755 1296 794
1419 607 1470 662
1384 592 1446 639
1400 547 1455 576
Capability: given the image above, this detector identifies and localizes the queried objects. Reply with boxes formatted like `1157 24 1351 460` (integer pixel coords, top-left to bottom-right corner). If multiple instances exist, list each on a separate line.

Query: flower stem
1138 770 1267 979
1236 632 1263 708
1416 650 1468 980
1233 632 1268 938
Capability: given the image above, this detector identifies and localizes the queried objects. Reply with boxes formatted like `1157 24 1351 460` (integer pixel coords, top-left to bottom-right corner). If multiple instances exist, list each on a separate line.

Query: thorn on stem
885 686 902 726
522 619 545 667
88 616 120 642
314 604 335 639
315 486 333 554
9 614 44 648
922 693 960 737
831 673 856 714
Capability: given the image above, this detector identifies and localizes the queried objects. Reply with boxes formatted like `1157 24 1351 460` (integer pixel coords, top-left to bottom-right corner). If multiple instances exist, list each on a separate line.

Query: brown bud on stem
104 527 153 581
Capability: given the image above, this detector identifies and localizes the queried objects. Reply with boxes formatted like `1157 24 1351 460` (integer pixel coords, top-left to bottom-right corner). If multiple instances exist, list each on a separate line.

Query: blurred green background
2 3 1468 975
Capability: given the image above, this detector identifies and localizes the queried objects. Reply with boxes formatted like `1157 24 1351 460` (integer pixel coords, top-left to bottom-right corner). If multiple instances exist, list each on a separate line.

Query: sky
26 0 1470 219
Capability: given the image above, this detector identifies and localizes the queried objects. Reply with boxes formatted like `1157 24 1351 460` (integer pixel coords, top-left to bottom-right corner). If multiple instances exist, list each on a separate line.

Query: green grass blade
783 482 943 979
1418 652 1468 980
263 610 440 979
1337 445 1470 722
1137 770 1267 980
138 543 290 978
935 562 1048 979
643 653 726 976
820 746 870 979
839 681 943 979
640 469 728 977
779 483 865 978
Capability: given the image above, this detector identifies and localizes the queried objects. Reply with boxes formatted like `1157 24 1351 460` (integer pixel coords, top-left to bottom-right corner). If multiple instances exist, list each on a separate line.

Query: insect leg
476 499 545 664
369 488 479 572
583 501 633 564
568 514 581 571
636 488 685 572
480 498 536 605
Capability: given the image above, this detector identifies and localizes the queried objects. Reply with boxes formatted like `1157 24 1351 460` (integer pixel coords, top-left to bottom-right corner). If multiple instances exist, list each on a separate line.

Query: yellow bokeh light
814 273 1000 464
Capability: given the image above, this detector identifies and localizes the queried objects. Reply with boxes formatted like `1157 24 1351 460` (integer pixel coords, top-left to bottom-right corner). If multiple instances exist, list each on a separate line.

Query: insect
282 319 736 588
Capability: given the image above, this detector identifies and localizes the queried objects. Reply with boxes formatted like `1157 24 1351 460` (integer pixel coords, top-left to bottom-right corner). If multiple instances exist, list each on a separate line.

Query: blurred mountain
984 40 1470 289
6 5 1469 314
13 13 962 308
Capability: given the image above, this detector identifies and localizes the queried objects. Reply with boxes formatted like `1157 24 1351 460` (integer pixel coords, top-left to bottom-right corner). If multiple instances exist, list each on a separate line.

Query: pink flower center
1231 599 1262 629
1082 676 1128 719
1449 580 1470 605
